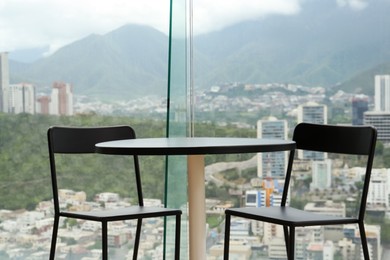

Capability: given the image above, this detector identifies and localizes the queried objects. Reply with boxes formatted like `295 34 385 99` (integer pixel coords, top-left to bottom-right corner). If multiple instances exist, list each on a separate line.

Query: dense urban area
2 69 390 259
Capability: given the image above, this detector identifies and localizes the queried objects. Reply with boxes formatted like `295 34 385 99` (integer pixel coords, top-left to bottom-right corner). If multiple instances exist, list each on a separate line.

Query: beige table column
187 154 206 260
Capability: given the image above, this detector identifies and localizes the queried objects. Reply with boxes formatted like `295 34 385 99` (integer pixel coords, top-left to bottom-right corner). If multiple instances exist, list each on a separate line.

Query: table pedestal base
188 155 206 260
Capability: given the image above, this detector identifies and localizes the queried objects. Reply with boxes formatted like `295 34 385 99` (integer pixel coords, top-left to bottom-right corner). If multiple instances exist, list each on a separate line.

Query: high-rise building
310 159 332 191
364 75 390 142
352 95 369 125
50 82 74 116
37 96 51 115
366 168 390 209
245 181 284 208
297 102 327 160
257 117 288 179
374 75 390 112
297 102 327 125
0 52 10 112
364 111 390 142
7 83 36 114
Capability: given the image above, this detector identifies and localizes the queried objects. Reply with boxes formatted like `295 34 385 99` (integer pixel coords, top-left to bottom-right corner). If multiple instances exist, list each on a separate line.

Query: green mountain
11 24 169 99
337 62 390 96
194 1 390 91
9 0 390 99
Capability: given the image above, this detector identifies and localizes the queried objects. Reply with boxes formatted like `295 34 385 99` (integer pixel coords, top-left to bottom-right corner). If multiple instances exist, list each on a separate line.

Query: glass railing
166 1 190 259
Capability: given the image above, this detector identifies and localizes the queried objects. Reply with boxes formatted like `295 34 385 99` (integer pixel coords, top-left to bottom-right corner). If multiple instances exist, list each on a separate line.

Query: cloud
0 0 170 53
193 0 302 35
0 0 302 53
336 0 369 10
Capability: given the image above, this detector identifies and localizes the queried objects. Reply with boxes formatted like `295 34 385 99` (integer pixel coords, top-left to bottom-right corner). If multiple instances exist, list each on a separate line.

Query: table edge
95 139 296 156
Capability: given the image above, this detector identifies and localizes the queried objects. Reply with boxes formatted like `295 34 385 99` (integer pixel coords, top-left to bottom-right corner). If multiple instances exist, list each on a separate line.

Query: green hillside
0 113 255 210
337 62 390 96
0 113 167 210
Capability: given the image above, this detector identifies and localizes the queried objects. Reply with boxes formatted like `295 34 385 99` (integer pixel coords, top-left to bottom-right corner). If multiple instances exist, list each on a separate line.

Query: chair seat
60 206 181 222
226 206 358 227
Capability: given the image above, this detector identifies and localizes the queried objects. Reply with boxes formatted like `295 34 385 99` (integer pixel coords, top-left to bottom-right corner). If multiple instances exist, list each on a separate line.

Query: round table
96 137 296 259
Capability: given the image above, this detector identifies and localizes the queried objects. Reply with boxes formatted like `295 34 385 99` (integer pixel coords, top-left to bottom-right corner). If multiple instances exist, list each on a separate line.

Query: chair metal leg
49 215 60 260
133 218 143 260
223 214 231 260
175 214 181 260
283 225 289 256
102 221 108 260
358 222 370 260
288 226 295 260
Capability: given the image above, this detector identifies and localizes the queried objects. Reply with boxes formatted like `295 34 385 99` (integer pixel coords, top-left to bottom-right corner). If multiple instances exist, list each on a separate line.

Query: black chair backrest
293 123 376 155
283 123 377 219
48 125 142 212
48 126 135 154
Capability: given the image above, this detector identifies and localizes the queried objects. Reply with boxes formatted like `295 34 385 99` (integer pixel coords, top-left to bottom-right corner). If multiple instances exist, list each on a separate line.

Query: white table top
95 137 296 155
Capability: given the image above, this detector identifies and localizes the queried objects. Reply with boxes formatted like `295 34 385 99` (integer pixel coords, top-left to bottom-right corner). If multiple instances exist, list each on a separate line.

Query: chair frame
48 126 181 260
224 123 377 260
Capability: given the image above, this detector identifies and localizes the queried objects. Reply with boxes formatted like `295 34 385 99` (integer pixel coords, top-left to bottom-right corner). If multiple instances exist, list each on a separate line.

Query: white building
338 237 356 260
257 117 288 179
58 189 87 206
229 219 250 237
310 159 332 191
323 240 335 260
297 102 327 160
366 168 390 209
297 102 328 125
364 111 390 142
267 238 287 259
304 201 346 242
7 83 36 114
17 211 45 234
374 75 390 112
81 221 101 232
304 201 345 218
95 192 120 203
262 222 285 246
0 52 10 112
364 75 390 142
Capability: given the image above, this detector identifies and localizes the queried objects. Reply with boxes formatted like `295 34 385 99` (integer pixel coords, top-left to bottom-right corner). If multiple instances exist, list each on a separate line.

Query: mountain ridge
9 1 390 100
10 24 169 99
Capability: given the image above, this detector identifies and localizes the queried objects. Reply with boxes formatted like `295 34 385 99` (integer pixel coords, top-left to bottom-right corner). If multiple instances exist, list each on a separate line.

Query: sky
0 0 369 56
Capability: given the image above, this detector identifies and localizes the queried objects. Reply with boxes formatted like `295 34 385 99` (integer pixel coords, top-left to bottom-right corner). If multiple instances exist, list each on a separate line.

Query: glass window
1 0 390 259
0 1 171 259
190 0 390 259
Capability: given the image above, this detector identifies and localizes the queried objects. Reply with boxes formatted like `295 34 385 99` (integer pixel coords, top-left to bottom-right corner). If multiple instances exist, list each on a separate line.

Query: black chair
224 123 377 260
48 126 181 260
